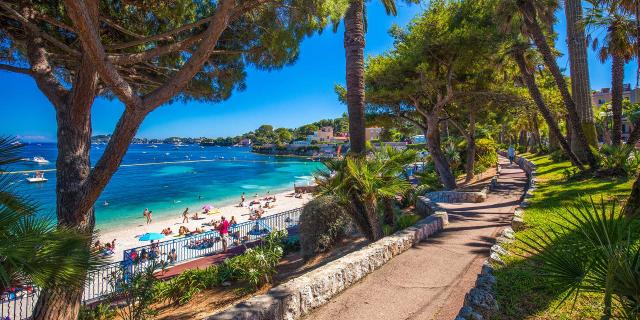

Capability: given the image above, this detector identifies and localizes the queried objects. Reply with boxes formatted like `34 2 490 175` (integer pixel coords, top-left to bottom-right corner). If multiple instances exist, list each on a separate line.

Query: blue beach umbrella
138 232 164 241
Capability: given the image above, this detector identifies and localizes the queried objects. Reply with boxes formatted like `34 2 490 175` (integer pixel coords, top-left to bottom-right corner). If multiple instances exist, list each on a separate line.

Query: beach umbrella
139 232 164 241
202 204 212 211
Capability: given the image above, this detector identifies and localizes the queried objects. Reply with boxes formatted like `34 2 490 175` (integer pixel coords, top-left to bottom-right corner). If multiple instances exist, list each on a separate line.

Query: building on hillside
591 84 639 141
239 138 252 146
365 127 383 141
306 126 334 143
291 140 310 147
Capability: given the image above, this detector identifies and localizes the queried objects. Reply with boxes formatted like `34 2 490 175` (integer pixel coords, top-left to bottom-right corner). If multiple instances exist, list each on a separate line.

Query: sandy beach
97 189 313 258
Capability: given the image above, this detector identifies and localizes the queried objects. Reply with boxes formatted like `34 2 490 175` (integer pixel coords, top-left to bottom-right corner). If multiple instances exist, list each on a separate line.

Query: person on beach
229 216 237 226
218 216 230 252
143 208 149 221
167 248 177 264
241 192 245 203
507 145 516 165
182 208 189 223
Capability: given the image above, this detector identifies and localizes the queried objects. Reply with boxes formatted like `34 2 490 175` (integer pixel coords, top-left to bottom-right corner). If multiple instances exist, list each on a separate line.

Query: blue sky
0 2 637 141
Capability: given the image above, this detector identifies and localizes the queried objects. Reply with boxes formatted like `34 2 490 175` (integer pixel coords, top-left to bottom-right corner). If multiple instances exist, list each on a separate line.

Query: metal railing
1 207 302 320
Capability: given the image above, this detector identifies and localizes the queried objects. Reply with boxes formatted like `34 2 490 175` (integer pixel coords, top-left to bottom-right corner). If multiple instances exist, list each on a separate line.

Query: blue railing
1 207 302 320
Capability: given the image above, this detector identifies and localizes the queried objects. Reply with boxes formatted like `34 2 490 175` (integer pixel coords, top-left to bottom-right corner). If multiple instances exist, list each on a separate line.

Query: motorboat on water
26 171 48 183
148 144 158 148
25 156 50 164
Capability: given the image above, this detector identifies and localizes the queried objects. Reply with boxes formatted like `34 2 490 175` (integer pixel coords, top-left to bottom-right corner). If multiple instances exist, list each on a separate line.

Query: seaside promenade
304 157 527 320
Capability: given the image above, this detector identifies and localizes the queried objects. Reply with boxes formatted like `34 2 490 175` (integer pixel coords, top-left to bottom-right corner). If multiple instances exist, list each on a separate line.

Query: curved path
304 156 526 320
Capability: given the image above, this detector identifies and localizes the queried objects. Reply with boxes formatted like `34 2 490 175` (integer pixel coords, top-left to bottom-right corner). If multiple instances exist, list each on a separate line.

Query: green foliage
493 154 634 319
155 230 287 304
0 137 102 293
315 147 416 240
519 199 640 319
299 196 352 259
78 303 115 320
595 145 640 177
474 138 498 172
112 263 160 320
550 149 569 163
395 214 421 229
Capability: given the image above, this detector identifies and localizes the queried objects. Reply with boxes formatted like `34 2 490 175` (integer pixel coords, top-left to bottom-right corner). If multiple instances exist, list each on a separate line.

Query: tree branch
109 34 203 65
0 63 33 75
0 2 80 56
105 16 212 51
100 15 144 39
25 36 69 110
63 0 143 108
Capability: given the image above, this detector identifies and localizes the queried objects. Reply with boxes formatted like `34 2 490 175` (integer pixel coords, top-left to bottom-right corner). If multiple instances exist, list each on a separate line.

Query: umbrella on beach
202 204 213 211
138 233 164 242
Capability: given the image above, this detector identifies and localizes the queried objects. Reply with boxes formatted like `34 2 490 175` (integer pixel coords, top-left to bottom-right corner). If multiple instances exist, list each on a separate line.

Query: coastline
97 189 313 259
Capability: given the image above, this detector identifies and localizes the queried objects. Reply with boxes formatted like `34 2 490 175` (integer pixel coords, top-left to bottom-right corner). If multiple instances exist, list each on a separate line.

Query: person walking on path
182 208 189 223
218 216 230 252
507 145 516 165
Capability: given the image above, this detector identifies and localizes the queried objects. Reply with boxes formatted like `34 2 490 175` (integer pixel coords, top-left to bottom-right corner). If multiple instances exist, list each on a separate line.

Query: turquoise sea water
8 143 323 231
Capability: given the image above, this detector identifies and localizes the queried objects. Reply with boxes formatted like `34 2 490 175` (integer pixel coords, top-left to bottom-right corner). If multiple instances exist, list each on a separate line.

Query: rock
502 227 515 239
490 244 508 256
489 252 505 265
512 216 526 231
455 316 467 320
513 208 524 218
476 274 497 290
496 236 514 244
469 311 484 320
480 262 493 276
466 288 499 316
459 305 474 318
519 201 529 208
221 281 231 287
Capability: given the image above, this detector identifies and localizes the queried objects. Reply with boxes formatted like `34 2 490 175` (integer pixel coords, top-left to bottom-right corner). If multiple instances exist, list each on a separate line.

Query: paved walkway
304 156 527 320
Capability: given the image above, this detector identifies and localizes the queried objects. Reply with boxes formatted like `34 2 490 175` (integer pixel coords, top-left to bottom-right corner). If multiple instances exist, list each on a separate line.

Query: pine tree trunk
465 111 476 182
549 128 560 152
383 198 395 226
519 0 599 169
532 115 543 152
565 0 598 157
425 116 457 189
513 50 585 170
344 0 366 155
33 54 98 320
611 55 624 145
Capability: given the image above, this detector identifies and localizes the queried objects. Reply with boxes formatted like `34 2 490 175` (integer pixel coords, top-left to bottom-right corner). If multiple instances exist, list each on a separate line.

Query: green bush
457 138 498 174
595 145 640 177
112 263 159 320
550 150 569 163
78 303 115 320
155 230 287 304
396 214 421 229
299 196 352 260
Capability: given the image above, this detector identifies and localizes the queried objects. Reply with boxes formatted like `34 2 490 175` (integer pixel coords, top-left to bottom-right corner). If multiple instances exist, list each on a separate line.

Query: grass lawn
493 153 635 320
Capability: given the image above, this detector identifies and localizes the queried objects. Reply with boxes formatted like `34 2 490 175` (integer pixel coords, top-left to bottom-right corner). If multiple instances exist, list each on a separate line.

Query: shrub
299 196 351 259
474 138 498 172
78 303 115 320
396 214 421 229
550 150 568 163
595 145 640 177
111 263 159 320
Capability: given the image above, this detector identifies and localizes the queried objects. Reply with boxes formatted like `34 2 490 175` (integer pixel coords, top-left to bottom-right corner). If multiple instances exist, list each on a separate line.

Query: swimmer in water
103 200 109 206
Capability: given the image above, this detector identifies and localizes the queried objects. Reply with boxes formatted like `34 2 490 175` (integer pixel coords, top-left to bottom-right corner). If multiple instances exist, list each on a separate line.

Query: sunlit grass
493 153 634 320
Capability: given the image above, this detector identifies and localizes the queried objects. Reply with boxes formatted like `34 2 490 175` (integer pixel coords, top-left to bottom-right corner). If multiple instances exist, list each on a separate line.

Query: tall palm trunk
565 0 598 156
519 0 599 169
513 50 585 170
611 55 625 145
344 0 366 155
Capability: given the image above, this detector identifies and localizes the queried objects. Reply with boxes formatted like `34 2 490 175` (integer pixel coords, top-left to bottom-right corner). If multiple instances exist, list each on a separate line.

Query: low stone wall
208 212 449 320
425 188 488 203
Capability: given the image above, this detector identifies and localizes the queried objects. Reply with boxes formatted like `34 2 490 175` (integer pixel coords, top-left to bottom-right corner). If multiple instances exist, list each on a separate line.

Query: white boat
25 156 50 164
148 145 158 148
26 171 47 183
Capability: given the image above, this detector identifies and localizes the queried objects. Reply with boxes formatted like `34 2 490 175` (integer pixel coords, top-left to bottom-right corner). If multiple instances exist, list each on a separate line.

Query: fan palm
520 198 640 319
584 0 637 145
315 146 415 241
0 137 102 295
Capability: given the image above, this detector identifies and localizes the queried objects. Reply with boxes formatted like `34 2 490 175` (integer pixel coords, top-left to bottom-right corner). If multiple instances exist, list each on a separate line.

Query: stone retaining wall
425 188 488 203
208 213 449 320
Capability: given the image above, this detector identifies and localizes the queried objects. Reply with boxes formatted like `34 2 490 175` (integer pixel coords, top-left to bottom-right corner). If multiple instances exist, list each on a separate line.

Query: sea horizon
8 143 323 232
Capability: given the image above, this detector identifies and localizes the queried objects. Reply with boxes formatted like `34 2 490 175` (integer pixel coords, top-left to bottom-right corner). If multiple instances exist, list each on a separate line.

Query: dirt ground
153 237 368 320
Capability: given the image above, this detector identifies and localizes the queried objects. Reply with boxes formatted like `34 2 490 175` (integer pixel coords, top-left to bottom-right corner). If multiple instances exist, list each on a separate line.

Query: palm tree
516 0 600 169
585 0 636 145
565 0 598 157
315 147 415 241
521 199 640 319
343 0 416 155
0 137 101 297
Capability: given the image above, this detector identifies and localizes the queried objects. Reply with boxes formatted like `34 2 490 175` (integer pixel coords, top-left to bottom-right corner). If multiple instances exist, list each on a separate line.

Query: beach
97 189 313 258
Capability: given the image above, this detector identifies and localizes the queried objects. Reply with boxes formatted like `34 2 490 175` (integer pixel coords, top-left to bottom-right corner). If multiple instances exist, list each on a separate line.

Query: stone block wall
207 213 448 320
